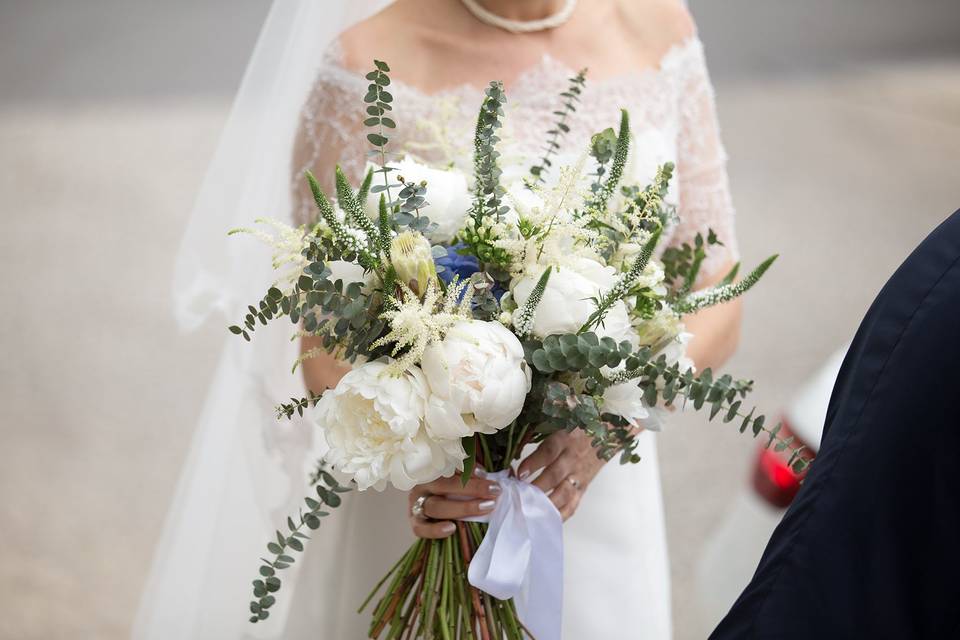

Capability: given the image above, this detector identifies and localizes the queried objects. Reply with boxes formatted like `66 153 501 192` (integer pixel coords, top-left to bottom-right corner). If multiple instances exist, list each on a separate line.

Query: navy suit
711 210 960 639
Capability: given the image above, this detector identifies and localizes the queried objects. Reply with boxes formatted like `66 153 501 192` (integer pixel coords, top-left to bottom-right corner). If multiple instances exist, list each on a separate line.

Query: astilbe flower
228 217 311 291
372 278 474 376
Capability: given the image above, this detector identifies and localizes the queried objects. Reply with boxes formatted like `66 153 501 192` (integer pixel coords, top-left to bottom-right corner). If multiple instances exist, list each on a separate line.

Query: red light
751 418 812 509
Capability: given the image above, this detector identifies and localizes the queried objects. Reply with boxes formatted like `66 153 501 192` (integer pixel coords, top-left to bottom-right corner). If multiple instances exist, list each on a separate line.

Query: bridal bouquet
230 60 809 638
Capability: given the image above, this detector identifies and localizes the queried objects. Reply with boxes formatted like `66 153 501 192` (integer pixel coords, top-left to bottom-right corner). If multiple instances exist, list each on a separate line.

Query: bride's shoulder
615 0 698 52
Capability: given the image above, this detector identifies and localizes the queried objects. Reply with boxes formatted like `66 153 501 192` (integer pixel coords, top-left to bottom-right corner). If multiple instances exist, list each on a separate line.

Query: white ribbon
463 469 564 640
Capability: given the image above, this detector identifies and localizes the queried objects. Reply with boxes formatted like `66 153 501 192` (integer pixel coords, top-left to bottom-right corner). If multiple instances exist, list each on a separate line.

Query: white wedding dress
133 2 738 636
279 35 738 640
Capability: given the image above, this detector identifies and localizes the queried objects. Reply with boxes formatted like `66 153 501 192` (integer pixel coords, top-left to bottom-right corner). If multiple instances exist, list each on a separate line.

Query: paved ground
2 2 959 639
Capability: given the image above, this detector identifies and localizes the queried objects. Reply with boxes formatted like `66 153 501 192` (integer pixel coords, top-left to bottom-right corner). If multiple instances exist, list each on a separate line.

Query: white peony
601 380 651 427
421 320 532 437
512 257 636 344
314 359 464 491
364 157 472 243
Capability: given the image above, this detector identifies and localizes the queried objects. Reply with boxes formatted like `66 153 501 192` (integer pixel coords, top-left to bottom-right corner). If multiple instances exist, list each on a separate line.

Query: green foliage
529 69 587 183
590 109 630 214
524 328 809 472
661 228 723 294
611 355 810 472
248 462 351 623
377 194 392 258
579 229 662 334
301 259 387 359
307 171 379 271
588 127 618 199
363 61 395 149
461 81 512 267
364 60 401 209
276 389 323 420
672 254 779 314
512 266 552 337
393 176 438 236
590 162 674 262
539 381 640 463
468 270 503 320
335 165 380 244
356 166 374 206
529 331 637 380
228 286 285 341
472 81 508 223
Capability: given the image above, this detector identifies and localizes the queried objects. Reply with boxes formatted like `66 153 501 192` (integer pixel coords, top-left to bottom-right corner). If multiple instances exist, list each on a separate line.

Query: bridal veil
135 2 393 638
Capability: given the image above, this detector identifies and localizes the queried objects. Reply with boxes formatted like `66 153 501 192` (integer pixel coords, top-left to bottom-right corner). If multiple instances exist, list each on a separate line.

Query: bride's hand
407 476 502 539
516 430 607 521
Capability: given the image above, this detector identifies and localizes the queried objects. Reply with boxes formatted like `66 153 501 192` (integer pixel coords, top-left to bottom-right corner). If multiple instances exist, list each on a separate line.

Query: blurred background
1 1 958 638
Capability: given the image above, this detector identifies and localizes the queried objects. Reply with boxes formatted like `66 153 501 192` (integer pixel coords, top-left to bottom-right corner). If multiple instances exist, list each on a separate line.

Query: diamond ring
411 494 430 520
567 476 581 490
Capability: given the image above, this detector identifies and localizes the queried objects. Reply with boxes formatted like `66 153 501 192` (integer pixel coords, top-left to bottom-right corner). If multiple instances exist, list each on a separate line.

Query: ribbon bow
464 469 564 640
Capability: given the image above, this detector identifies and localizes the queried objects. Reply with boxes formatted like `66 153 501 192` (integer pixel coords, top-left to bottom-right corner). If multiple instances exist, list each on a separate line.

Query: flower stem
457 523 491 640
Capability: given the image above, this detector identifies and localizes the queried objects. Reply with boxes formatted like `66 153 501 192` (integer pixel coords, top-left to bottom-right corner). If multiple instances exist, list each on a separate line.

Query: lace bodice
292 36 737 278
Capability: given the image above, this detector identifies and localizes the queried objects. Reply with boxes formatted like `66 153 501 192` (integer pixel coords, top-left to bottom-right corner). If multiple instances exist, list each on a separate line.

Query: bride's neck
473 0 568 21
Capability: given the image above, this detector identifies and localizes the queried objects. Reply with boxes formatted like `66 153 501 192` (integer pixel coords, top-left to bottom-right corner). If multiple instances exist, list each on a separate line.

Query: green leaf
531 350 553 373
367 133 388 147
751 414 766 437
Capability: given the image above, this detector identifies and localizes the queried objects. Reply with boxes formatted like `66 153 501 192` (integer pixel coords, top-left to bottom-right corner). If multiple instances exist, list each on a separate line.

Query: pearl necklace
460 0 578 34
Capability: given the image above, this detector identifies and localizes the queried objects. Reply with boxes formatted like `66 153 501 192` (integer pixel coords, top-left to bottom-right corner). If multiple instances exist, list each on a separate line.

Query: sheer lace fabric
292 36 737 279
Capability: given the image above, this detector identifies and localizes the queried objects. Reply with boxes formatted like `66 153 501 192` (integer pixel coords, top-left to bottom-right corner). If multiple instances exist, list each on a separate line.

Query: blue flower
434 243 506 301
435 243 480 285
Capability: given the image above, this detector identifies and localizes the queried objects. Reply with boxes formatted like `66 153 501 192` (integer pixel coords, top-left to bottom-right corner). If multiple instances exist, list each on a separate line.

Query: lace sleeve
290 59 367 227
673 41 739 282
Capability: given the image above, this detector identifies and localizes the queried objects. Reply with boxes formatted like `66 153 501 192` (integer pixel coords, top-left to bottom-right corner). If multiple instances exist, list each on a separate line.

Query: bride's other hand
516 430 607 521
407 476 502 539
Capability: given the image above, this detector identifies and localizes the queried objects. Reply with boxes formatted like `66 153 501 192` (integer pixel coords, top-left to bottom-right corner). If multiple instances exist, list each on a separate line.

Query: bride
136 0 741 638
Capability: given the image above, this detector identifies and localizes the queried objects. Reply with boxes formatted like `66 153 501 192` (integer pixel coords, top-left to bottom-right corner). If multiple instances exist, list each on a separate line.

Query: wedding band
411 494 430 520
567 476 581 490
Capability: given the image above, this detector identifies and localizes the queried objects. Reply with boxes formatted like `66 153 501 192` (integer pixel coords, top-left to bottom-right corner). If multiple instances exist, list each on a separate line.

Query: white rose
364 157 471 243
421 320 532 437
512 257 636 343
601 380 651 427
314 360 464 491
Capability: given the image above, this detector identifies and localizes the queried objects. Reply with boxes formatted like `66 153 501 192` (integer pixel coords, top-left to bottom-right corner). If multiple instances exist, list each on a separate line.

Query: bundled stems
364 428 531 639
364 516 527 639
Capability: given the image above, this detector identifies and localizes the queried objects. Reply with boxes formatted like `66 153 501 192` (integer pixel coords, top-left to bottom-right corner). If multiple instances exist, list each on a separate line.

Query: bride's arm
683 268 743 372
290 65 364 395
670 30 743 373
519 30 745 519
300 338 351 394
